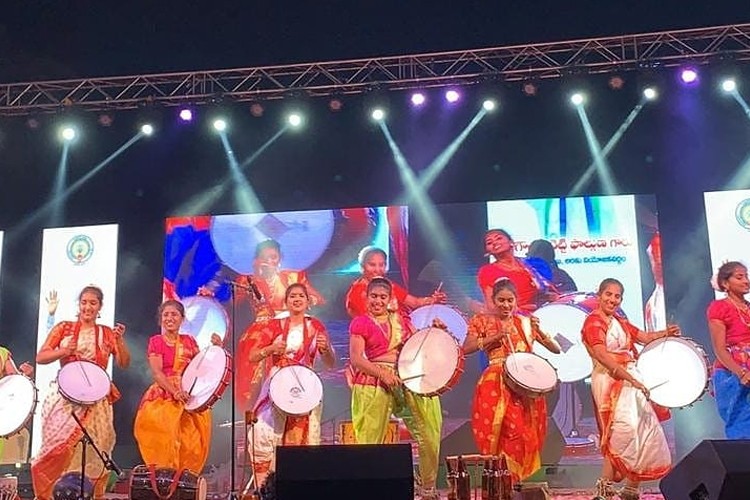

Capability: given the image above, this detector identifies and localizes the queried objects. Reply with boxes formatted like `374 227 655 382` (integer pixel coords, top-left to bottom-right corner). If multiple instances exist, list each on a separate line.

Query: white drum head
182 346 230 411
269 365 323 415
398 327 460 394
0 375 36 438
637 337 708 408
410 305 468 344
181 296 228 348
532 303 593 382
505 352 558 392
57 361 111 405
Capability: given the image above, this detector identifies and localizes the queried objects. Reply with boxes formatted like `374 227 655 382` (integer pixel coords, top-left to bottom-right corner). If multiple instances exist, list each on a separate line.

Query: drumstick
401 373 425 382
647 380 670 391
78 361 92 387
187 347 212 395
290 366 306 393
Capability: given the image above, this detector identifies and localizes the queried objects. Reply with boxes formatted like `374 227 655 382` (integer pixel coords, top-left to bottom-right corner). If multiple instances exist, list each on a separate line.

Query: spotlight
140 124 154 136
410 92 426 106
213 119 227 132
178 109 193 122
570 92 585 106
60 126 77 142
482 99 497 111
643 87 658 100
721 78 737 93
328 98 343 112
371 108 385 121
608 75 625 90
287 113 303 128
445 90 460 103
522 82 537 96
250 103 264 117
680 68 699 85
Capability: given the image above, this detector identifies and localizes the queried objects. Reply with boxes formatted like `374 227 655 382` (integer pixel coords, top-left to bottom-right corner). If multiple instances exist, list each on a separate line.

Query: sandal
618 485 640 500
592 478 616 499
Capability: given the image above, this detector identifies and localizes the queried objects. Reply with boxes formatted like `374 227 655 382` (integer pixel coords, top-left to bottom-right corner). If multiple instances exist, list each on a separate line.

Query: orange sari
133 334 211 472
469 314 546 481
31 322 120 500
249 317 326 475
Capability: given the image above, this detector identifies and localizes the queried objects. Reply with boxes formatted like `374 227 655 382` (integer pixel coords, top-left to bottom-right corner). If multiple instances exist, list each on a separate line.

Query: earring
97 312 101 318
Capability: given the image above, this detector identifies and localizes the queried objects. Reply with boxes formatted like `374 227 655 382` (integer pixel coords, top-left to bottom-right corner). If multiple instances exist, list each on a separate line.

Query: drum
268 365 324 416
130 465 207 500
181 346 232 412
504 352 559 398
57 361 111 405
397 327 464 396
410 304 469 344
0 374 37 438
0 476 17 500
52 473 93 500
531 293 600 382
181 296 228 348
636 337 709 408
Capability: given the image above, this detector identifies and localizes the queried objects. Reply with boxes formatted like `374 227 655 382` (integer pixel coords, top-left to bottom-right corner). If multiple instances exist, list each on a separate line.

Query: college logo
66 234 94 265
736 199 750 230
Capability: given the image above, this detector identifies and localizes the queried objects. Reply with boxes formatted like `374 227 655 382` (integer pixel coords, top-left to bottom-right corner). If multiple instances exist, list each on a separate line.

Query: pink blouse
707 299 750 347
147 334 200 377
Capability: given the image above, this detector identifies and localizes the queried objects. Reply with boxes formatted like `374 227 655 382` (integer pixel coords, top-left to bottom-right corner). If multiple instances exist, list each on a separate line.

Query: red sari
469 314 546 480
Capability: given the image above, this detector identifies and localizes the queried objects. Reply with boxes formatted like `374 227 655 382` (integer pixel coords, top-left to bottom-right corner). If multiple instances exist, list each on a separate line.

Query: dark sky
2 1 749 82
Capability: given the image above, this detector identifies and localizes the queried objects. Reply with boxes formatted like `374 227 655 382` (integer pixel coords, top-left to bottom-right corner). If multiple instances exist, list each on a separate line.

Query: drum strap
148 465 184 500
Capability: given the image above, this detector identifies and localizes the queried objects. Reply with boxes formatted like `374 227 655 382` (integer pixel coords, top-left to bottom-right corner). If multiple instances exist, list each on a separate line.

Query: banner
704 189 750 297
32 224 119 456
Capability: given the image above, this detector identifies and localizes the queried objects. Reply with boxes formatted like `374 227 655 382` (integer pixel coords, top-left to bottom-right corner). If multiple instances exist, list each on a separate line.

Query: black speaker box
660 439 750 500
275 444 414 500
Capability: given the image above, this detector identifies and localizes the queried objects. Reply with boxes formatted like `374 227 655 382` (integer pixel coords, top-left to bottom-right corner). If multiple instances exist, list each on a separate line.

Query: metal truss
2 23 750 115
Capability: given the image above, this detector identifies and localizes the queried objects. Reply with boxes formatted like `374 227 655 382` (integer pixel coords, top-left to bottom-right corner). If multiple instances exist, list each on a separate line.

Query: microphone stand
70 411 121 500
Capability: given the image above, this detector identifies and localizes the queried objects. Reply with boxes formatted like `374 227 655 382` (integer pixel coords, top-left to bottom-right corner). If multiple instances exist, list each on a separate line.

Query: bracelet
260 348 267 359
477 337 485 351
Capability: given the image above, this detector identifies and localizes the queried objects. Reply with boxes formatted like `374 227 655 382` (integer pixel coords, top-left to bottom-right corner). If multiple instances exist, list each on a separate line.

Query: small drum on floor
130 465 207 500
0 374 37 438
636 337 709 408
269 365 324 416
0 476 17 500
504 352 558 398
397 327 465 396
52 472 93 500
181 345 232 412
409 304 469 344
57 360 111 405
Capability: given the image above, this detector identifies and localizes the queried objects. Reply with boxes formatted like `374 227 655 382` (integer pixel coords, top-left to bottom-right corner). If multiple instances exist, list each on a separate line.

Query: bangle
260 348 266 359
477 337 485 351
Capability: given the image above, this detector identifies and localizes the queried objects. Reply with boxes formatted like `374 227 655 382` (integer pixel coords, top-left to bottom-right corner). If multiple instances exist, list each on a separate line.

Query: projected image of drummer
463 278 561 482
244 283 335 490
134 299 226 475
31 285 131 500
345 246 446 318
0 346 35 463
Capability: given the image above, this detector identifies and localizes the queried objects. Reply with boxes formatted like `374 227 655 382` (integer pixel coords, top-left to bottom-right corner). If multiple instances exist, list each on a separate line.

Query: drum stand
563 381 594 449
70 411 121 500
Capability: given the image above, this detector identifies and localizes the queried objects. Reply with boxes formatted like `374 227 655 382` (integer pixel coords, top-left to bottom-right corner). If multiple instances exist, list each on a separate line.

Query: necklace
727 297 750 328
163 333 179 346
370 314 391 339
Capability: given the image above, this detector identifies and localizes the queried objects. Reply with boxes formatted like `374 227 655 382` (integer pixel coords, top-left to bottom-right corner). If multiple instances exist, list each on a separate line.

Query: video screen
705 189 750 297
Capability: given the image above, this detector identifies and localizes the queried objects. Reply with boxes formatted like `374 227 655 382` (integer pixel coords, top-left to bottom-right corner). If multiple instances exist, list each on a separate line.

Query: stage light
411 92 426 106
60 126 77 142
287 113 303 128
179 109 193 122
371 108 385 121
680 68 699 84
250 103 264 117
213 119 227 132
643 87 658 100
140 124 154 136
445 90 460 103
482 99 497 111
721 78 737 93
522 82 538 96
570 92 585 106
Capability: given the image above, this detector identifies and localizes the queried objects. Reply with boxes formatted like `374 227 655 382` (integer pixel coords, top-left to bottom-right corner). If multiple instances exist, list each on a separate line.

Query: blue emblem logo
66 234 94 265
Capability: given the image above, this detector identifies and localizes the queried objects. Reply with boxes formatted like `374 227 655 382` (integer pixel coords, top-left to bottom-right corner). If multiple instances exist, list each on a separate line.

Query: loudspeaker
660 439 750 500
275 444 414 500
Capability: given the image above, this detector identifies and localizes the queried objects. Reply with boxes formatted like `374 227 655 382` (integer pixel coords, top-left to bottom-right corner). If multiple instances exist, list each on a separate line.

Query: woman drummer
245 283 335 489
32 285 130 500
462 278 561 482
133 299 223 472
0 345 33 377
349 277 443 500
582 278 679 500
345 246 446 318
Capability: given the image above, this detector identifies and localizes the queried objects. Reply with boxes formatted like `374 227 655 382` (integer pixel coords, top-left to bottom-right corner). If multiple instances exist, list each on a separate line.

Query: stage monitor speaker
275 444 414 500
660 439 750 500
